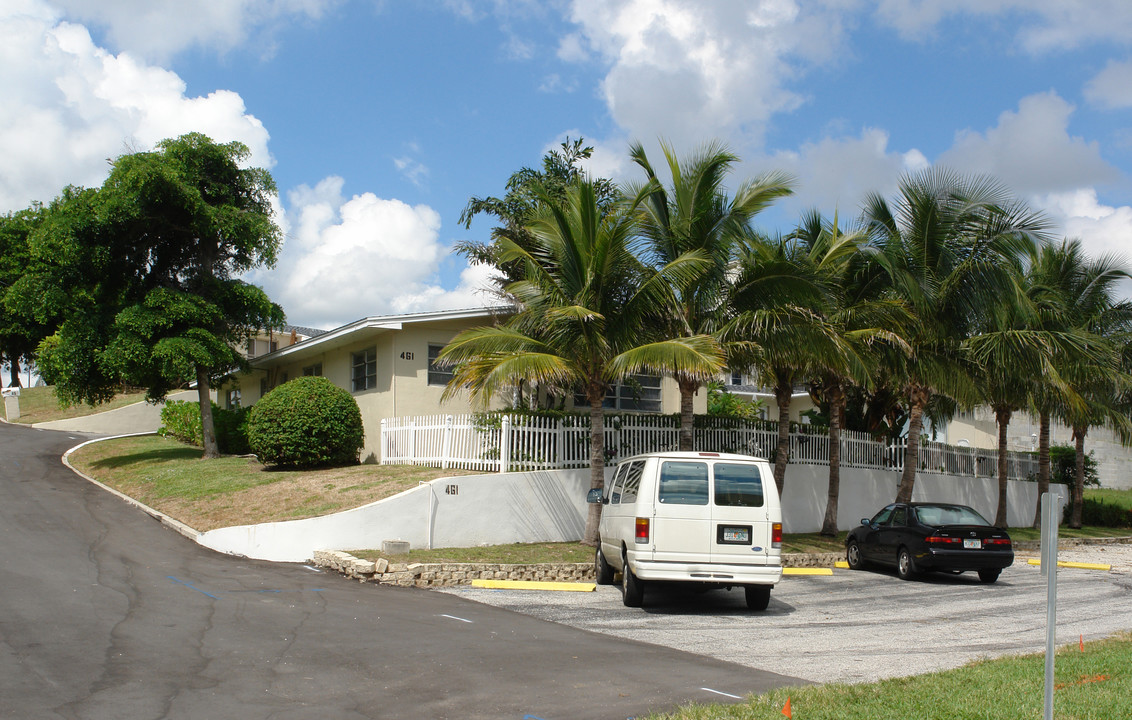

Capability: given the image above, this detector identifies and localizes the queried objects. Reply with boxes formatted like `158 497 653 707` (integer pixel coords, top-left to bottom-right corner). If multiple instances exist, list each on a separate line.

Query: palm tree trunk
1070 423 1087 529
583 393 606 546
820 383 845 536
773 383 792 496
197 366 219 459
1032 410 1050 528
895 385 929 503
994 406 1011 527
677 375 698 452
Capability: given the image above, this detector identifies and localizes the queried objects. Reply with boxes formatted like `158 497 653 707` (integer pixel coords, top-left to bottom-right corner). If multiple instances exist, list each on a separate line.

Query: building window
352 347 376 392
303 363 322 377
427 344 453 386
226 389 241 409
574 374 662 412
730 370 743 386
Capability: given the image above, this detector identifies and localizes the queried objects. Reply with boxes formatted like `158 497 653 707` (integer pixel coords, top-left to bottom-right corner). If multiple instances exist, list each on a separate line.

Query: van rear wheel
745 585 771 611
594 546 615 585
621 552 645 607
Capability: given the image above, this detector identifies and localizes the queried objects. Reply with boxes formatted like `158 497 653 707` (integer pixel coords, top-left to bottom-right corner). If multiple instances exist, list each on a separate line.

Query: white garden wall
198 465 1068 563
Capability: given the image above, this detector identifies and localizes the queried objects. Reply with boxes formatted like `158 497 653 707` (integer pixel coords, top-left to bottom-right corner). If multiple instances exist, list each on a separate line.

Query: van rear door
650 460 712 563
709 460 772 565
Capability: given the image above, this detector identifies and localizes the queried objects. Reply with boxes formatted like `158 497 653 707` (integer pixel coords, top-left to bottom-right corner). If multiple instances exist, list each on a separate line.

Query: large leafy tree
457 137 617 290
440 177 722 545
21 133 283 458
629 139 794 450
0 206 53 386
863 168 1052 503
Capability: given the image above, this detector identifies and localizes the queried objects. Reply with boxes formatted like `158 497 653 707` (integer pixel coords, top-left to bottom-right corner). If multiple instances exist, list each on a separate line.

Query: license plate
723 528 749 543
963 539 982 549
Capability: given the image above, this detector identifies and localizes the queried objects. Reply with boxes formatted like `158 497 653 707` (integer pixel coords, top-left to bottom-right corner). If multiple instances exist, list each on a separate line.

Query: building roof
248 306 513 368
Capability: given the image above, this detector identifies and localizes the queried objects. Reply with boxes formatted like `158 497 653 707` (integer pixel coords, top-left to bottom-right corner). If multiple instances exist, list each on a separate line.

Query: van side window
608 463 629 504
620 461 645 504
658 461 709 505
714 463 764 507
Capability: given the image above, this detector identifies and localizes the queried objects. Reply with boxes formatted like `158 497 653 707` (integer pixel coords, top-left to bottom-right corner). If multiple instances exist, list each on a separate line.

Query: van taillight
772 522 782 549
635 518 650 544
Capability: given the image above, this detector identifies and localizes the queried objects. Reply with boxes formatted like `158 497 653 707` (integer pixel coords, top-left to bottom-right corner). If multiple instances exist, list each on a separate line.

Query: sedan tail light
772 522 782 549
984 538 1012 547
635 518 650 544
926 535 961 545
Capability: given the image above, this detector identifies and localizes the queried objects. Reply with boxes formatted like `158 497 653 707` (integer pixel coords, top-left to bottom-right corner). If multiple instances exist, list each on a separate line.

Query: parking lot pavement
440 556 1132 684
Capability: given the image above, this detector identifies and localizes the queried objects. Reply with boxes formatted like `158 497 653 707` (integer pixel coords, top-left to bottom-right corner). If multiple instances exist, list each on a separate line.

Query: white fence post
441 414 453 470
500 414 511 474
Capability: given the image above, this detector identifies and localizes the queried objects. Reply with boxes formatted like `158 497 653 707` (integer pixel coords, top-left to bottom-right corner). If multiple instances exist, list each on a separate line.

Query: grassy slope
9 386 149 424
68 434 472 531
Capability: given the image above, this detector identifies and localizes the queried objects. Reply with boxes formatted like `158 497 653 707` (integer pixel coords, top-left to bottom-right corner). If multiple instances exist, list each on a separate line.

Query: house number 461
445 484 459 495
399 351 414 360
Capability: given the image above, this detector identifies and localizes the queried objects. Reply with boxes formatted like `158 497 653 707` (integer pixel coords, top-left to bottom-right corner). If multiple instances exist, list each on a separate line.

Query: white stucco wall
198 464 1069 563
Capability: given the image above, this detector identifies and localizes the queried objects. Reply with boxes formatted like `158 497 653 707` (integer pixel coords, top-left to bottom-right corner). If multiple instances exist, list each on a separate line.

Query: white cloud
1038 189 1132 262
0 1 272 212
564 0 849 151
1085 59 1132 109
874 1 1132 53
762 128 911 217
44 0 339 61
269 177 495 329
937 91 1118 196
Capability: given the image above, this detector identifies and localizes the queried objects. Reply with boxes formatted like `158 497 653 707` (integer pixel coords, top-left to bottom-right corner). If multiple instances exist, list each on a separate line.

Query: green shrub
1065 498 1132 528
247 376 363 468
159 399 250 455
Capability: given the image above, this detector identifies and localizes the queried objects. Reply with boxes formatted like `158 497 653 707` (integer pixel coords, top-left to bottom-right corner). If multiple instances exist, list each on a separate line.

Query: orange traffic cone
781 696 792 718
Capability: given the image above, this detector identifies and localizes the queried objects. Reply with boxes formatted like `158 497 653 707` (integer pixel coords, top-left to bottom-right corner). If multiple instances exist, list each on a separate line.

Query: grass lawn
68 434 472 531
642 633 1132 720
9 386 149 424
1087 487 1132 511
350 542 595 565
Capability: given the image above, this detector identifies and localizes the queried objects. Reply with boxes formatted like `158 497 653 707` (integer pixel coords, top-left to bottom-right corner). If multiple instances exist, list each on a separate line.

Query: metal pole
1041 492 1059 720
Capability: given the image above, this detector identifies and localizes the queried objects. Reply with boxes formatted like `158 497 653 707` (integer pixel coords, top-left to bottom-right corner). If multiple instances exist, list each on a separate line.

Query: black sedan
845 503 1014 583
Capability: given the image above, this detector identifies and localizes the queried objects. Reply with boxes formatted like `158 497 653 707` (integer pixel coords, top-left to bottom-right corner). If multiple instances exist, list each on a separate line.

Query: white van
586 451 782 609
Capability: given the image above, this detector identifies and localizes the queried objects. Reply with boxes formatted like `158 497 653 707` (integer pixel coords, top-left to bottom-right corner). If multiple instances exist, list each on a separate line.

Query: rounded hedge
247 376 364 468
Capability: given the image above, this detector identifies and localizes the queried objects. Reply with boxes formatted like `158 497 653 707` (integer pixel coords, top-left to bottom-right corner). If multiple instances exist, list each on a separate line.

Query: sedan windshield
915 505 991 527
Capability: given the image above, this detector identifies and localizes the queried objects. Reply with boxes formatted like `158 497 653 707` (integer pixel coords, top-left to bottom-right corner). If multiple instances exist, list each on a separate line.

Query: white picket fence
380 414 1039 481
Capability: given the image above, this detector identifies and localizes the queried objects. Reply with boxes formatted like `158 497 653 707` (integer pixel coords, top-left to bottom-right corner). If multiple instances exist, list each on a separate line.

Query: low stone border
313 549 847 587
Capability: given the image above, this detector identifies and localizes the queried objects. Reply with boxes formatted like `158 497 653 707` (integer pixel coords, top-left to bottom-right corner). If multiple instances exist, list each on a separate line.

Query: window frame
427 344 454 387
351 346 377 393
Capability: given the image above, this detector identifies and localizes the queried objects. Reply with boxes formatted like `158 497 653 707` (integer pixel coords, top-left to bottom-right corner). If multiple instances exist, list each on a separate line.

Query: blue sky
4 0 1132 331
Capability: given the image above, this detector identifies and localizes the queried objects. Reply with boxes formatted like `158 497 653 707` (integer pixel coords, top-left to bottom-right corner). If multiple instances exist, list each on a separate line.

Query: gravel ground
442 541 1132 685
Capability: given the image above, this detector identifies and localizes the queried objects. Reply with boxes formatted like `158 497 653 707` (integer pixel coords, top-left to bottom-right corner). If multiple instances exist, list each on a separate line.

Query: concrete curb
62 432 202 544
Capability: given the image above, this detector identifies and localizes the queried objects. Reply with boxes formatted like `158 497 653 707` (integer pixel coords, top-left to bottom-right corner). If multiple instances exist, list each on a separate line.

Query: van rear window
658 462 709 505
714 463 764 507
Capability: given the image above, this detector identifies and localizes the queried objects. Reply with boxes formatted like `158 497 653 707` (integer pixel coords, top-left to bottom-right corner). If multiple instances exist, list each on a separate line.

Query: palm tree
862 168 1052 503
724 229 848 496
439 177 724 545
789 210 912 535
629 140 794 450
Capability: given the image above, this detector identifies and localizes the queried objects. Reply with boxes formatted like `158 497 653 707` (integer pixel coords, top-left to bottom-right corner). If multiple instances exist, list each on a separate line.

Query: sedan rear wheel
846 540 865 570
978 568 1001 584
896 546 917 581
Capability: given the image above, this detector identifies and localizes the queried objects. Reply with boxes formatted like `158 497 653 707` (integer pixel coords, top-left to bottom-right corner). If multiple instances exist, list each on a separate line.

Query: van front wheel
621 553 645 607
745 585 771 611
594 546 615 585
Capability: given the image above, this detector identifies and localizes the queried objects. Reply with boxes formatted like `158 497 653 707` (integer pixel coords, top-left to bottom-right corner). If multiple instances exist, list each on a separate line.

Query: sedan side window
891 507 908 526
870 506 894 525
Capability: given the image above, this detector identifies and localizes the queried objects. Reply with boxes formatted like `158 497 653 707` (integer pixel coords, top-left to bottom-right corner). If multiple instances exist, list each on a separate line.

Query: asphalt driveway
444 549 1132 684
0 423 800 720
